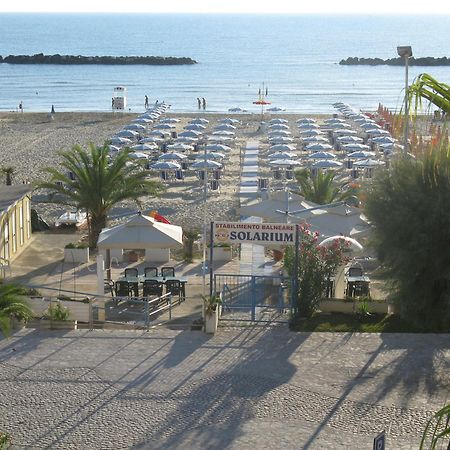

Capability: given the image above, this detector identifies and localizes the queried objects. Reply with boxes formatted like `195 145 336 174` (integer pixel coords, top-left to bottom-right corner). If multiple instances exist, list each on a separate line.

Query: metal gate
214 273 291 322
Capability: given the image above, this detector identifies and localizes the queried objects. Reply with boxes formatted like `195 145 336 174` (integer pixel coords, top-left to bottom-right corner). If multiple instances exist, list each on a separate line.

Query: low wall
319 299 392 314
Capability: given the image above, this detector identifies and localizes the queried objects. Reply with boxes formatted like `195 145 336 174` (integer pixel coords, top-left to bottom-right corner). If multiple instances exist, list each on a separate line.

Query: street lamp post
397 45 413 154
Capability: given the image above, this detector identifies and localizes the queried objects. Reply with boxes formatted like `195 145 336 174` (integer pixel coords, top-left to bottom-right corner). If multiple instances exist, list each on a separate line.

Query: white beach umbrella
129 152 149 160
191 160 223 170
360 122 381 130
305 143 334 152
116 130 139 138
212 130 235 136
336 136 363 143
333 129 357 136
267 106 286 112
269 118 288 124
149 129 171 137
346 150 376 159
195 152 225 160
269 136 294 144
125 123 146 131
132 118 153 125
207 135 234 142
297 118 316 124
220 118 241 125
269 124 290 130
354 117 375 124
328 122 351 129
140 136 164 144
189 118 209 124
214 124 236 131
308 151 336 160
269 159 302 167
269 130 291 137
110 137 132 145
366 128 389 136
311 160 343 169
108 145 121 153
297 123 320 129
269 144 297 152
205 144 232 152
353 158 385 168
301 136 330 144
268 151 298 160
167 143 194 152
151 161 181 170
300 129 323 136
371 136 395 143
324 118 346 124
130 143 157 152
154 123 176 130
179 130 202 138
342 143 371 152
176 136 198 143
185 123 206 131
160 118 180 123
158 152 187 161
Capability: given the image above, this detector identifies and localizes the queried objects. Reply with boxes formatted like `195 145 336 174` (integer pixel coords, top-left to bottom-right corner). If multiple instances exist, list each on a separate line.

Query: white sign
213 222 296 245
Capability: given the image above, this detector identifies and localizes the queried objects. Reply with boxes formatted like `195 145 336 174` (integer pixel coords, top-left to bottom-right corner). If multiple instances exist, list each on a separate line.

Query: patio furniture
142 279 164 297
124 267 139 278
161 266 175 277
144 266 158 277
104 279 115 297
165 279 184 302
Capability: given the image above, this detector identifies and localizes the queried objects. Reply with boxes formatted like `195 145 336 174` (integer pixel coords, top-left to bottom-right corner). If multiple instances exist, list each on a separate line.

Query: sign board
213 222 296 246
373 431 385 450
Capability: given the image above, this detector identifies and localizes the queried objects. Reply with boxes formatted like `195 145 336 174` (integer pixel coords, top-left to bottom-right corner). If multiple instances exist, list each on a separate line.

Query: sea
0 13 449 114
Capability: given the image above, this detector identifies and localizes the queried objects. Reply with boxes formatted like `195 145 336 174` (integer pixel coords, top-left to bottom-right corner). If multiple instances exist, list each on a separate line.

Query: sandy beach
0 111 326 231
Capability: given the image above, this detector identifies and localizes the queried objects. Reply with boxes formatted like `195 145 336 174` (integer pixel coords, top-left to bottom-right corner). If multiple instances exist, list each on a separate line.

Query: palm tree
408 73 450 115
37 143 164 248
1 166 14 185
0 282 33 337
294 169 357 205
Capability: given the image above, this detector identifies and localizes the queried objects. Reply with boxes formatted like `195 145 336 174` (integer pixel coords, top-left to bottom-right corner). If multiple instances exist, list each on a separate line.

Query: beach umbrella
268 159 302 167
116 130 139 138
342 143 371 152
346 150 376 159
353 158 385 168
297 123 320 129
305 143 334 151
207 135 234 142
158 152 187 161
301 136 329 144
185 123 206 131
214 124 236 131
336 136 363 143
191 160 223 170
143 113 160 120
267 106 285 112
365 128 390 136
132 118 153 124
360 122 380 130
269 118 288 124
219 118 241 125
212 130 235 136
189 118 209 124
269 130 291 137
299 129 323 136
324 118 346 124
269 136 294 144
205 144 232 152
176 136 198 143
308 151 336 160
269 144 297 152
371 136 395 144
151 161 181 170
269 123 290 130
110 137 132 145
318 235 363 252
311 160 343 168
328 122 351 129
140 137 163 144
179 130 202 138
108 145 121 153
129 152 149 160
125 123 146 131
149 129 170 137
297 118 316 124
160 118 180 123
167 143 194 152
333 129 357 136
354 117 375 124
195 152 225 160
130 143 157 152
154 123 176 130
268 151 298 160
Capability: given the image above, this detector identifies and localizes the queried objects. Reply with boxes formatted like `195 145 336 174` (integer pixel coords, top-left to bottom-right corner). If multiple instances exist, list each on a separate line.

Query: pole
403 55 409 154
209 222 214 298
291 224 300 312
202 145 208 296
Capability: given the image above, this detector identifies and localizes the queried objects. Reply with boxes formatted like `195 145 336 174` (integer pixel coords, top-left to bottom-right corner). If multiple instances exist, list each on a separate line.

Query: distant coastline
339 56 450 66
0 53 197 65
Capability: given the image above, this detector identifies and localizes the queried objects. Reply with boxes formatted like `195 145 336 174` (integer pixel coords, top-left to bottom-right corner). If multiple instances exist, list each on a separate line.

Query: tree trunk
89 214 107 249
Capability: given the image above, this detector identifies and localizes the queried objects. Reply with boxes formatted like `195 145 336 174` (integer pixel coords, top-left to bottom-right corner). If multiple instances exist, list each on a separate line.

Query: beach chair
144 266 158 277
161 266 175 278
114 280 132 303
142 279 163 297
165 279 184 302
209 179 220 193
175 170 185 181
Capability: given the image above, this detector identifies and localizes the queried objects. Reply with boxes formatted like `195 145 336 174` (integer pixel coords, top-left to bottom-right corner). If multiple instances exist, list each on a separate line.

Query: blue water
0 13 449 113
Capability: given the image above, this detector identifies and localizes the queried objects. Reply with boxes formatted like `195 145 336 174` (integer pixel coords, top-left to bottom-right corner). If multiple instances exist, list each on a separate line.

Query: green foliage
36 143 164 248
202 295 222 316
419 403 450 450
294 168 357 204
0 431 11 449
0 282 33 337
284 225 348 319
64 242 88 249
183 228 200 263
408 73 450 115
356 296 371 318
44 302 70 321
365 146 450 331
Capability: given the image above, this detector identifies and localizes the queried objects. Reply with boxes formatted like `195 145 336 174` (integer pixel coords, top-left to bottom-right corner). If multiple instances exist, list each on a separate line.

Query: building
0 185 33 264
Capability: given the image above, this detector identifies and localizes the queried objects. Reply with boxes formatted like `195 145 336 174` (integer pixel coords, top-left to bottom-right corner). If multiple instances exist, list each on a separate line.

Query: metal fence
214 273 291 323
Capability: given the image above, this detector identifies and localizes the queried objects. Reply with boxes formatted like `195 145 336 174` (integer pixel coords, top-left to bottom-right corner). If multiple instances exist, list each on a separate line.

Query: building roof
0 185 33 215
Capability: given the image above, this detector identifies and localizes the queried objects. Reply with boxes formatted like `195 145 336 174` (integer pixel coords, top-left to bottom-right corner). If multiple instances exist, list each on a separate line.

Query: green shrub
44 302 70 321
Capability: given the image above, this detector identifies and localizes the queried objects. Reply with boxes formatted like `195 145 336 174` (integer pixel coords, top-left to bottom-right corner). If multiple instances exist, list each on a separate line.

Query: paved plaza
1 326 449 449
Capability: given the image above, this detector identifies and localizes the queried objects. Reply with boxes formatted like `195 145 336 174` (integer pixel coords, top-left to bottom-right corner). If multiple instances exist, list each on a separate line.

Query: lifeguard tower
112 86 127 111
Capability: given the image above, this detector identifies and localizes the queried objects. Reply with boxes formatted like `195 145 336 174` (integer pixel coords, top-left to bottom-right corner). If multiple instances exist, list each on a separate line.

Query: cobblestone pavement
0 326 449 449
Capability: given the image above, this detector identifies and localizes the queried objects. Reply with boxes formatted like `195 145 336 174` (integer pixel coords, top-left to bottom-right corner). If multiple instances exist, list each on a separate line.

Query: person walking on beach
18 101 23 113
197 98 201 109
144 95 149 109
51 105 55 114
202 97 206 110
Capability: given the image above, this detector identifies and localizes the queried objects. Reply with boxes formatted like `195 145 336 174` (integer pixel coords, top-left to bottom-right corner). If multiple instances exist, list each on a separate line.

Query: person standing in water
144 95 149 109
197 98 201 109
202 97 206 110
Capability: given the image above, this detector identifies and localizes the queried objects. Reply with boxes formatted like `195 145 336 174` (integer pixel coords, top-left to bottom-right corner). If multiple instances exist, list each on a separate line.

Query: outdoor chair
104 279 115 297
124 267 139 278
165 279 184 302
161 266 175 277
348 267 363 277
209 179 220 193
142 279 164 297
114 280 132 304
144 266 158 277
175 170 185 181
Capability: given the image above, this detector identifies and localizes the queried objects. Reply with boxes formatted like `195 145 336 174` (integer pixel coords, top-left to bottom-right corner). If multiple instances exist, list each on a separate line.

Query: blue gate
214 273 291 322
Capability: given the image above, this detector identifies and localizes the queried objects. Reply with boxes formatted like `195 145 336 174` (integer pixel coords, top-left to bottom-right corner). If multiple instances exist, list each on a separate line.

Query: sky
1 0 449 14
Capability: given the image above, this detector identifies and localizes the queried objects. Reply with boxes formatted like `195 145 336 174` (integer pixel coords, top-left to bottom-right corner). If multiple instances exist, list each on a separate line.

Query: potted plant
64 242 89 264
202 294 221 334
42 302 77 330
